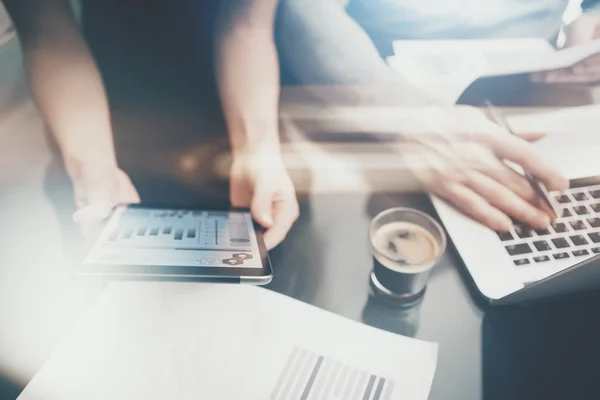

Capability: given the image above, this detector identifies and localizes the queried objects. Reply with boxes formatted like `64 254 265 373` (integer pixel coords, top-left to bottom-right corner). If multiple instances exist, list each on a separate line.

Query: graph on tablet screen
85 208 262 268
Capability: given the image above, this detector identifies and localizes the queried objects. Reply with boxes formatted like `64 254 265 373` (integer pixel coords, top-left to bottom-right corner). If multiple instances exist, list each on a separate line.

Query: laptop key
591 203 600 213
573 192 588 201
533 255 550 263
591 190 600 199
570 235 588 246
573 249 590 257
588 218 600 228
552 222 568 233
505 243 532 256
555 194 571 203
514 225 533 238
561 208 572 218
533 240 551 251
513 258 530 266
593 247 600 254
573 206 589 215
569 220 586 231
589 232 600 243
534 228 551 236
553 252 570 260
552 238 570 249
497 231 514 241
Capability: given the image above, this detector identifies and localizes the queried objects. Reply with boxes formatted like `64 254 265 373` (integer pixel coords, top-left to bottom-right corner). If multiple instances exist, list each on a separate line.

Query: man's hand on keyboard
398 106 569 231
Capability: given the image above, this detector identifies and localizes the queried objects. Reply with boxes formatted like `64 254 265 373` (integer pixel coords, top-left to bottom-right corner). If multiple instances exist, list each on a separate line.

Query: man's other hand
230 150 299 250
72 166 140 238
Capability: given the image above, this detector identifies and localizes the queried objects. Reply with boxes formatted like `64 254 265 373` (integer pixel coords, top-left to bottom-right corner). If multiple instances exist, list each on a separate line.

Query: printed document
388 38 600 104
18 283 439 400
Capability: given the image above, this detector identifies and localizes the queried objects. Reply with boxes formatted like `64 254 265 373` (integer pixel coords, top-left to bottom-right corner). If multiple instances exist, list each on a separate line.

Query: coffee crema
372 221 439 273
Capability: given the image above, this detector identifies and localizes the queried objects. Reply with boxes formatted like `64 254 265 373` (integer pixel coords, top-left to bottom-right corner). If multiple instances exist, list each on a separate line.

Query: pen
483 100 561 222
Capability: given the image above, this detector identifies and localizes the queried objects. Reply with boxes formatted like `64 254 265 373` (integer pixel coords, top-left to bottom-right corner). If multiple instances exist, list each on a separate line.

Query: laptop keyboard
499 184 600 266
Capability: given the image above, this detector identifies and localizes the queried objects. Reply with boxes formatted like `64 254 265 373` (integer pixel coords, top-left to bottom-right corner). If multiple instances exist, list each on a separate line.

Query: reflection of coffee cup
369 208 446 307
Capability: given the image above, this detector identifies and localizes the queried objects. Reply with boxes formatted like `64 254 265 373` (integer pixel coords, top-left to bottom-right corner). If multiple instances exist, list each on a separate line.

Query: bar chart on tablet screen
271 347 395 400
85 208 263 268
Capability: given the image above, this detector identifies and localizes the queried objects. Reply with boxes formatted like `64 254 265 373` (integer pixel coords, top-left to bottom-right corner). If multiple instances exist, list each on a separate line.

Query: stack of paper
18 283 439 400
387 38 600 104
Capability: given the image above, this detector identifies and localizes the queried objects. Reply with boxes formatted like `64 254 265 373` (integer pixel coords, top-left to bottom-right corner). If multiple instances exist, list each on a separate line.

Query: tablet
82 204 272 284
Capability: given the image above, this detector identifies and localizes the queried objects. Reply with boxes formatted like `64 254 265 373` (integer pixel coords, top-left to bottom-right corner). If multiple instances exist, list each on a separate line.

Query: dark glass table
5 138 600 400
266 192 485 400
264 189 600 400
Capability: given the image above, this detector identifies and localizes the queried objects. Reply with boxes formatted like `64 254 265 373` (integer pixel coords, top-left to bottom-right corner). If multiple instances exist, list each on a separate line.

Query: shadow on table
266 199 328 306
483 291 600 400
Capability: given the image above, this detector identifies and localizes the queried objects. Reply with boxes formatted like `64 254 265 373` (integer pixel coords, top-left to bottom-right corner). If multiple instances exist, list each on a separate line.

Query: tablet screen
84 207 262 268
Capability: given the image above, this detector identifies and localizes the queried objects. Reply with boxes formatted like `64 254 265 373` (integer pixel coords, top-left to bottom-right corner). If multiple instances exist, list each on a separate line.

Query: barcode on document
270 347 395 400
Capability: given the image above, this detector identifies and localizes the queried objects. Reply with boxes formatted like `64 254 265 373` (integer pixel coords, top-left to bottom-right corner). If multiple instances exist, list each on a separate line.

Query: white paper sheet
17 283 439 400
506 105 600 136
506 105 600 179
388 38 600 104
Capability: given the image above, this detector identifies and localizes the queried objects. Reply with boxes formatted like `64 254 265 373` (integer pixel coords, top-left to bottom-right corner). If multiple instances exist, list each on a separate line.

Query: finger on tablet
73 203 115 226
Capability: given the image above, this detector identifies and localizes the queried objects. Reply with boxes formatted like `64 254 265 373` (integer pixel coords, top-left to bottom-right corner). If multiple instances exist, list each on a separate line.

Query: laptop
431 117 600 305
